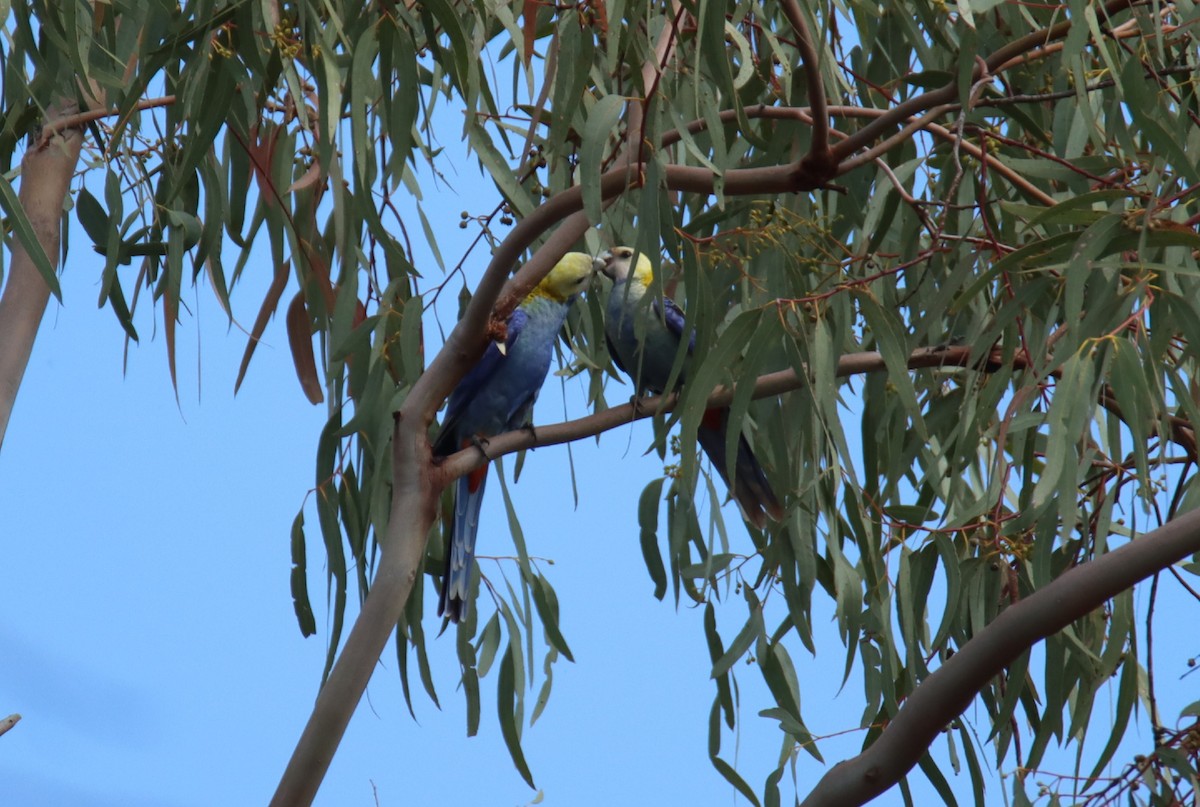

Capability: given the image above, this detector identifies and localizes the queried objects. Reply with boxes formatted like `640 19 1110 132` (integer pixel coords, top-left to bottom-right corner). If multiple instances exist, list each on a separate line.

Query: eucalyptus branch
835 102 957 175
34 95 177 148
831 0 1139 163
1001 0 1143 67
922 121 1057 205
777 0 831 171
0 714 19 738
274 15 708 804
271 414 437 806
271 4 1168 801
661 103 1055 206
441 341 1200 492
981 63 1195 108
798 504 1200 807
0 100 93 450
438 345 977 480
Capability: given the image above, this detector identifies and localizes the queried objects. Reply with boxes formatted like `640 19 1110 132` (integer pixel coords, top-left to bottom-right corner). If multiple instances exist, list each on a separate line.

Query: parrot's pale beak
594 251 614 278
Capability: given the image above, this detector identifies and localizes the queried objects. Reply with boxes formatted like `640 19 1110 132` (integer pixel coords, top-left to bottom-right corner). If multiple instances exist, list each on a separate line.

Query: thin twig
1146 573 1162 739
35 95 177 149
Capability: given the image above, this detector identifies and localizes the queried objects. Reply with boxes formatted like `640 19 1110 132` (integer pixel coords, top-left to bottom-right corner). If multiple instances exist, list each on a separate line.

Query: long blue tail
696 409 783 529
439 466 488 622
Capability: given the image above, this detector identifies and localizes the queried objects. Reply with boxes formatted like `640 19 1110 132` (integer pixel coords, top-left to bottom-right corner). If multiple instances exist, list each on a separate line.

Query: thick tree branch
798 504 1200 807
777 0 832 179
34 95 177 147
984 0 1135 74
662 103 1055 206
273 15 695 804
270 414 438 806
0 103 90 450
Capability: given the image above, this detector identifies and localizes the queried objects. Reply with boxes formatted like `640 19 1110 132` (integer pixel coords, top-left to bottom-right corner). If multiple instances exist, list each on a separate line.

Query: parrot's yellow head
533 252 595 302
595 246 654 288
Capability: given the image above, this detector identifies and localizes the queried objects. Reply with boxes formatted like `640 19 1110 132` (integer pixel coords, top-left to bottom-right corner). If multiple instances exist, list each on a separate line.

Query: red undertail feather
701 408 724 430
467 465 487 494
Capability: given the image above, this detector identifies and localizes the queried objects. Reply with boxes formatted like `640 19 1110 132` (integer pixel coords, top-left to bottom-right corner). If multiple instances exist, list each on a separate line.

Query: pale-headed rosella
597 246 783 528
433 252 593 622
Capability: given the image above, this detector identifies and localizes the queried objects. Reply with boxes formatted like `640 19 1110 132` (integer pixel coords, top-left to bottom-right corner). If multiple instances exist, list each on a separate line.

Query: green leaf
1027 189 1138 229
498 644 535 788
463 665 481 737
476 612 503 679
530 574 573 662
917 748 957 806
315 412 347 686
637 478 668 599
711 604 761 679
463 118 535 221
710 756 760 807
579 94 624 223
422 0 472 94
411 603 439 709
288 510 317 637
1032 352 1095 511
704 602 735 728
678 309 763 488
1083 647 1138 784
349 23 380 190
75 186 110 245
0 172 59 300
530 650 555 726
857 293 926 438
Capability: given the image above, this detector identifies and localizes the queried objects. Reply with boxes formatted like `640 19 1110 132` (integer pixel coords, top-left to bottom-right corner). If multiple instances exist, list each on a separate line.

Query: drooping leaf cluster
4 1 1200 804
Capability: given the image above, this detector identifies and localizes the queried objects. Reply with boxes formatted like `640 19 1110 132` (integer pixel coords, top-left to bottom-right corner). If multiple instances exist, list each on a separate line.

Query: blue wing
433 308 530 457
654 295 695 352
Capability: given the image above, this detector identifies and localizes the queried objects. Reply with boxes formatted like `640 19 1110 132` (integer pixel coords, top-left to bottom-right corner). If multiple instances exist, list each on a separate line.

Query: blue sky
0 249 843 805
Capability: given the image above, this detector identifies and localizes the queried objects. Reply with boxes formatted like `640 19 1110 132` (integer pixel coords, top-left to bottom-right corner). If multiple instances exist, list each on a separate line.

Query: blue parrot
432 252 594 623
597 246 783 528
